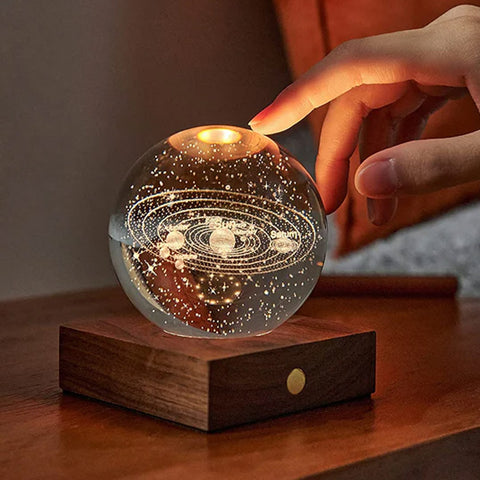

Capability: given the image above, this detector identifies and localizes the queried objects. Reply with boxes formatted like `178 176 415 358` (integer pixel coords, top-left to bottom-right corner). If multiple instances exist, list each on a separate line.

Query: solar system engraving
109 126 327 338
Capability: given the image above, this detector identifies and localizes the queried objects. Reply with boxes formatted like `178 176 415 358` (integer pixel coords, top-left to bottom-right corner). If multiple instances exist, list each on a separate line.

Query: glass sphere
109 125 327 338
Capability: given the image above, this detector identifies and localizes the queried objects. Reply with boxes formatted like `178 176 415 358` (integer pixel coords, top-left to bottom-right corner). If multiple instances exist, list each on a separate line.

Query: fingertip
248 118 289 135
323 195 340 215
248 122 276 135
248 102 285 135
317 183 346 215
324 204 335 215
316 159 349 215
249 85 313 134
249 104 276 133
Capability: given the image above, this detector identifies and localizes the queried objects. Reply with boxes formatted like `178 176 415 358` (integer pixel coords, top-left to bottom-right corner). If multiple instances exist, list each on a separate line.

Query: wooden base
59 314 375 431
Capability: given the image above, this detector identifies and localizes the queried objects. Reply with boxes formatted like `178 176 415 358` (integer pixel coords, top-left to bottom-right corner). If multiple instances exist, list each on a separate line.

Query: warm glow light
197 128 242 144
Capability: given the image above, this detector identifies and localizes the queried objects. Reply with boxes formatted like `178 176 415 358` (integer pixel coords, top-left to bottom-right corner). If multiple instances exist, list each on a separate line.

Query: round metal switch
287 368 306 395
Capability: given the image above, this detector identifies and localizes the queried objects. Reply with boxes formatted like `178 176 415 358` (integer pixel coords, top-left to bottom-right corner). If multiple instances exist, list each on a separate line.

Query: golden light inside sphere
197 127 242 144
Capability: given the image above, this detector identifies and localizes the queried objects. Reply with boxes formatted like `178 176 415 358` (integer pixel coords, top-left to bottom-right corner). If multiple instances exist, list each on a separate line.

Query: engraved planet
209 227 235 255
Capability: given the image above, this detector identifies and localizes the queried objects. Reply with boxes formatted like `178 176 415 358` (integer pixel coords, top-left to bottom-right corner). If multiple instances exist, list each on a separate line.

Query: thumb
355 131 480 198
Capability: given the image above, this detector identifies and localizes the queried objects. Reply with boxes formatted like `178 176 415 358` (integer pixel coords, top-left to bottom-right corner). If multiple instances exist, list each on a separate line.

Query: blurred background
2 0 480 301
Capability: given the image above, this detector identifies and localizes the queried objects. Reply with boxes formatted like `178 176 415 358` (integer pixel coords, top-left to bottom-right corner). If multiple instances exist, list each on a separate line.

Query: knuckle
427 6 480 68
401 144 453 192
445 4 480 19
430 13 480 70
427 154 454 186
456 15 480 40
330 39 367 87
455 16 480 67
333 38 365 60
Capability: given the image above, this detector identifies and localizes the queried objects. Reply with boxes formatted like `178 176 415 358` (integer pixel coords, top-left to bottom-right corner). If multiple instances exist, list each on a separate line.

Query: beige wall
1 0 291 300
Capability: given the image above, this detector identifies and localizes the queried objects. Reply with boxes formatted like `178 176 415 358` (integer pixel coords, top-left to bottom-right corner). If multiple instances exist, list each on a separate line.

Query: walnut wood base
59 314 375 431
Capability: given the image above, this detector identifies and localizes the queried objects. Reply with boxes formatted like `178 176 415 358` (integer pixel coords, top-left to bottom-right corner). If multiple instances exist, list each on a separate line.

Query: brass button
287 368 306 395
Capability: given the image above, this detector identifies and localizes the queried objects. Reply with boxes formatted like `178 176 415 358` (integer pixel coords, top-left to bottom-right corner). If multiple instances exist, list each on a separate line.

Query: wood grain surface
59 315 375 430
1 287 480 479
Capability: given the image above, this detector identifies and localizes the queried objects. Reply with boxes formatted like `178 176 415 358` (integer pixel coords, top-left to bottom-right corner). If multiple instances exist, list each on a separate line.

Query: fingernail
356 159 400 196
366 198 389 225
367 198 377 224
248 105 271 128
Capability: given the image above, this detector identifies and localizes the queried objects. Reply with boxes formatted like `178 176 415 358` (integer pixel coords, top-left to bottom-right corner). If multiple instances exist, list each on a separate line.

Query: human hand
249 5 480 224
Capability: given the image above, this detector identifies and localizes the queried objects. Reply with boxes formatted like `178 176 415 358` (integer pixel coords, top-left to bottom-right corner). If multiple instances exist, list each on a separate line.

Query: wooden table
1 288 479 479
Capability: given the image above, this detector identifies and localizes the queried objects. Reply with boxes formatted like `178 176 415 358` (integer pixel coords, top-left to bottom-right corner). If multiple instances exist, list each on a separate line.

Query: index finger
249 27 466 134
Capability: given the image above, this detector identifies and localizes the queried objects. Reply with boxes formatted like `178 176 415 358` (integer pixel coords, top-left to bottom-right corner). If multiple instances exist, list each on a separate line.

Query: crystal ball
109 125 327 338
